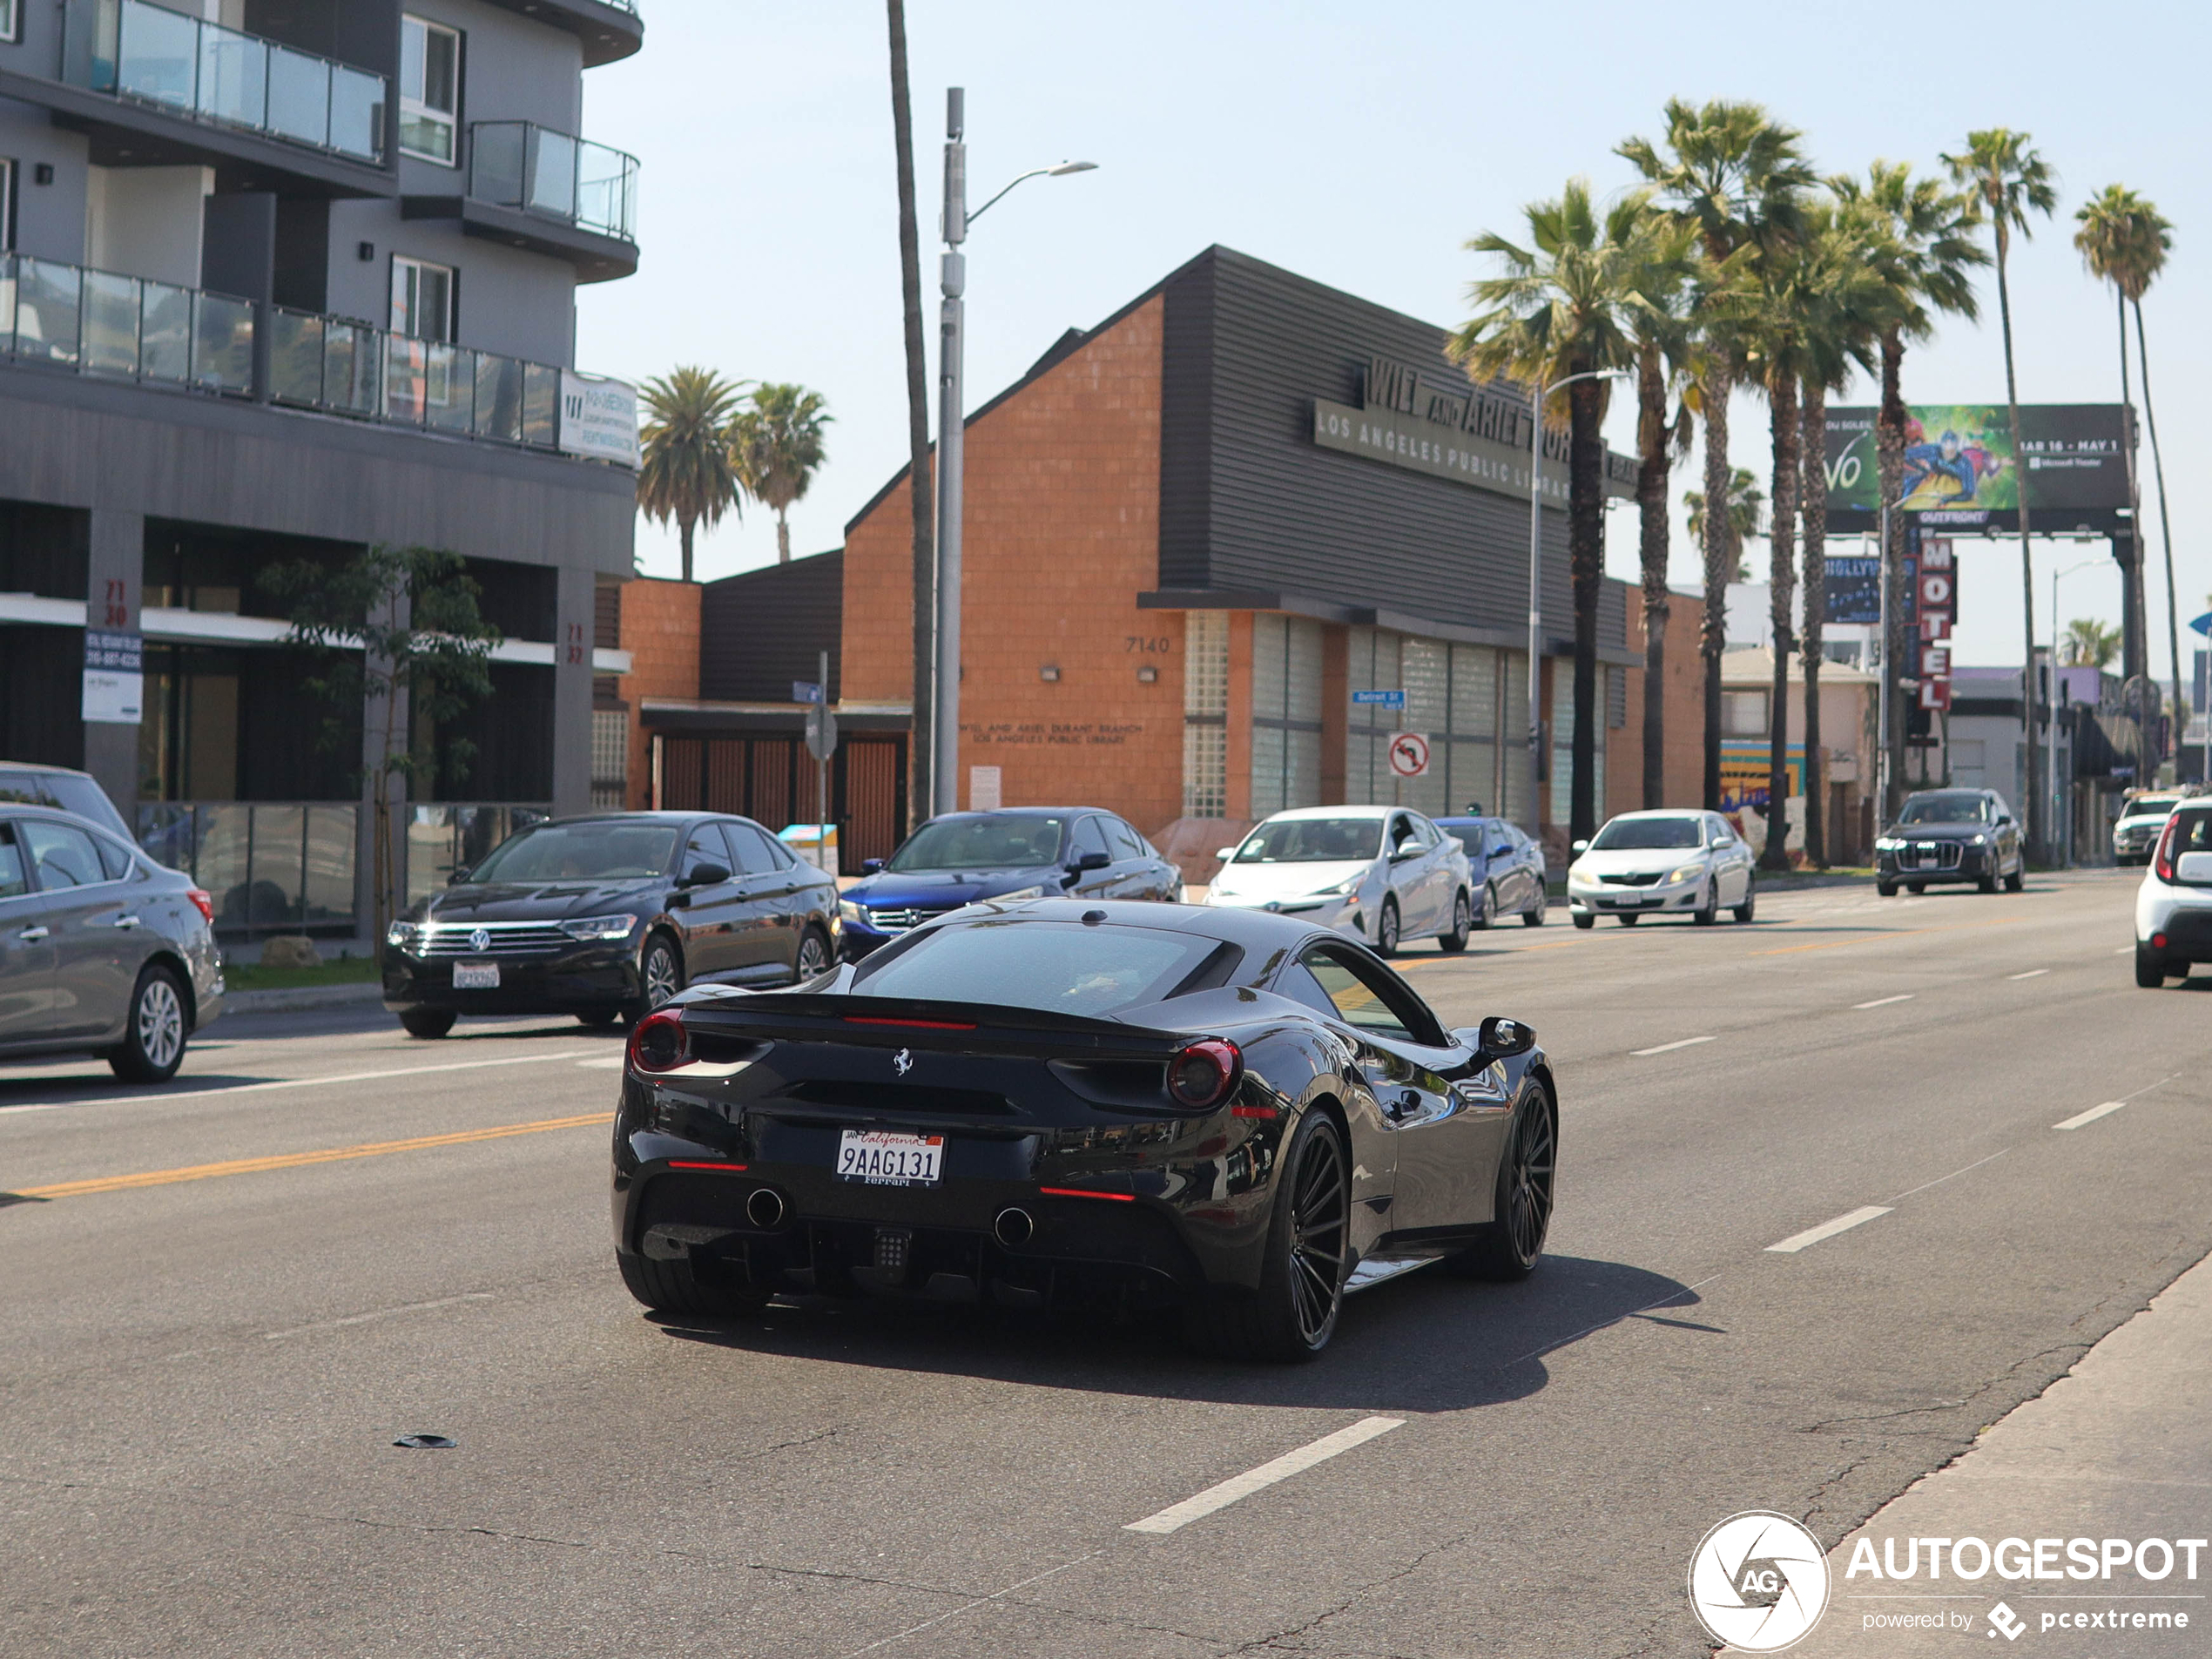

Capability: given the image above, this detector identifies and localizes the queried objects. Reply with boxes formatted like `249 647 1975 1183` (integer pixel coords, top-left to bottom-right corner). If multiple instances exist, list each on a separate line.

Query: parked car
1205 805 1474 955
0 803 223 1081
838 808 1181 960
612 898 1555 1360
2134 799 2212 986
381 812 840 1038
1566 810 1756 928
2113 789 2187 867
1434 815 1548 927
0 761 133 840
1874 789 2024 895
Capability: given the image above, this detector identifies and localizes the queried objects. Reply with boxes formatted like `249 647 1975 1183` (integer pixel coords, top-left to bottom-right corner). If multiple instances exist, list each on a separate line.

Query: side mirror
447 866 470 885
861 858 885 874
681 861 730 888
1488 843 1512 859
1570 839 1590 855
1216 845 1238 861
1069 850 1112 873
1392 838 1420 860
1473 1015 1535 1059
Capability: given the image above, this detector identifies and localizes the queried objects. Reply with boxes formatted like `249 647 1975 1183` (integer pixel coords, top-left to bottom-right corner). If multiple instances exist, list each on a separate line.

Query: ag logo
1688 1511 1831 1651
892 1048 914 1076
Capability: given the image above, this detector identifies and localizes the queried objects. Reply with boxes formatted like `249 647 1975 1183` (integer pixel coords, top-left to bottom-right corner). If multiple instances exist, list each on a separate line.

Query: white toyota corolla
1566 810 1757 928
2134 800 2212 986
1204 805 1474 955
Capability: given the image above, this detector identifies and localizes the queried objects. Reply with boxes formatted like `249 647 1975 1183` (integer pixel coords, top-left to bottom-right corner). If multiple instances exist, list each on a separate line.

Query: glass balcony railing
469 121 638 243
138 801 361 938
1 254 634 464
63 0 387 165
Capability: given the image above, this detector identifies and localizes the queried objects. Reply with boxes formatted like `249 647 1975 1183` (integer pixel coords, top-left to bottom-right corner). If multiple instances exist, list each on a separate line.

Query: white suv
2134 801 2212 986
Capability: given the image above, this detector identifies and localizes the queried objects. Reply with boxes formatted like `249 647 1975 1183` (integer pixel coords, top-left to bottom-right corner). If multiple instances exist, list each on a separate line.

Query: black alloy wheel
1440 890 1474 953
1523 883 1547 926
633 934 685 1017
1618 912 1641 926
400 1008 456 1039
108 964 189 1082
1375 897 1401 957
1692 879 1719 927
1449 1083 1555 1281
794 927 833 980
1184 1113 1348 1361
2005 861 2025 894
1979 862 2000 894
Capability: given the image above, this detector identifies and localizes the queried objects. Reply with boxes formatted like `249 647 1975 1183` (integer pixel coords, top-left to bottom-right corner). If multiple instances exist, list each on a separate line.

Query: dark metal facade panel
1157 256 1217 591
0 369 635 575
699 550 845 704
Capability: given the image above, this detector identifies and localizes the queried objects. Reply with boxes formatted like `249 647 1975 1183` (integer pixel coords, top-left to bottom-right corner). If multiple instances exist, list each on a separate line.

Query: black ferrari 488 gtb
610 898 1555 1360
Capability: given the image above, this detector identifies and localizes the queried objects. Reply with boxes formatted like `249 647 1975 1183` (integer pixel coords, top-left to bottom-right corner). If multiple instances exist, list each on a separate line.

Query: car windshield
1233 817 1383 862
887 815 1067 871
465 822 678 882
1589 816 1701 851
2126 796 2182 819
853 921 1226 1017
1896 793 1992 825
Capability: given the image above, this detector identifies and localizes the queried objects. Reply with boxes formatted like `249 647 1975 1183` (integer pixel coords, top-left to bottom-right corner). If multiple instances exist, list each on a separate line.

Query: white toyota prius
1204 805 1475 955
1566 810 1757 928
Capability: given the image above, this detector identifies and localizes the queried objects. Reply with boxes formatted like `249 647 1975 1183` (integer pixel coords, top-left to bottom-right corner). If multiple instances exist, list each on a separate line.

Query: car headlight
1875 837 1902 851
1313 872 1366 898
992 885 1047 903
385 921 420 949
1665 862 1705 885
1568 861 1590 883
1969 833 1987 846
558 914 637 942
839 899 869 925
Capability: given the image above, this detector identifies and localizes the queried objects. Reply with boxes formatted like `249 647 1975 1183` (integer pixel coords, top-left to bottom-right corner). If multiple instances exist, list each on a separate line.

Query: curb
220 981 385 1016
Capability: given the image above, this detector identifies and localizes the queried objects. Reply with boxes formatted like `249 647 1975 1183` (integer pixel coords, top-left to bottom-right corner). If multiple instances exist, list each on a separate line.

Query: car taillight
2154 817 2181 882
628 1008 688 1073
186 888 214 922
1167 1038 1243 1109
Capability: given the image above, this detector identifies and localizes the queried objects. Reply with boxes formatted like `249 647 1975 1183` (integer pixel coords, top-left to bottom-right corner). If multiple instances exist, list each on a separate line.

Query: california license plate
835 1130 944 1187
453 961 499 989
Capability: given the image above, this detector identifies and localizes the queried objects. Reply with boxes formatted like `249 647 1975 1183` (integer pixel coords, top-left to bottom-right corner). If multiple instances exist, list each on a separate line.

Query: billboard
1822 405 2129 520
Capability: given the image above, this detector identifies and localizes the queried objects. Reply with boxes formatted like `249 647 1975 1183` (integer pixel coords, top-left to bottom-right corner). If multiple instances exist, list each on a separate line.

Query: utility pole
933 87 967 817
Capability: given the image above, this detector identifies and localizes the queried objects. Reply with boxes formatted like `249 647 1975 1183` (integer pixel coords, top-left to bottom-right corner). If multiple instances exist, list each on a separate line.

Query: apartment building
0 0 643 941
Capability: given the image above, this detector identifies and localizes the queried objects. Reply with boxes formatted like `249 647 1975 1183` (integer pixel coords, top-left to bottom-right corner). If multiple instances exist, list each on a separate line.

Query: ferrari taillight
1167 1039 1243 1109
628 1008 688 1073
2154 817 2181 883
185 887 214 922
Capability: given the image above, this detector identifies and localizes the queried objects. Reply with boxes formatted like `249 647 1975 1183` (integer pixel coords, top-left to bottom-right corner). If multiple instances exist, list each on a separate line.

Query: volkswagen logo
1687 1511 1830 1651
469 928 490 953
893 1048 914 1076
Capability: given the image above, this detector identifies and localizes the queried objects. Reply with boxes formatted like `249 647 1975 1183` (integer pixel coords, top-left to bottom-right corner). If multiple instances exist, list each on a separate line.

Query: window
0 2 17 44
0 824 26 900
390 255 455 342
1722 690 1769 738
0 159 13 253
1298 949 1441 1045
683 826 731 883
718 822 779 877
1103 818 1147 860
1070 817 1111 862
1182 610 1228 819
466 822 676 882
23 820 108 890
400 16 461 164
853 921 1226 1019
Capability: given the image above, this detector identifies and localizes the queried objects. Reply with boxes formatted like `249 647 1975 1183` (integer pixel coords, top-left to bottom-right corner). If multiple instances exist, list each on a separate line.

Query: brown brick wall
615 577 701 808
1610 591 1708 816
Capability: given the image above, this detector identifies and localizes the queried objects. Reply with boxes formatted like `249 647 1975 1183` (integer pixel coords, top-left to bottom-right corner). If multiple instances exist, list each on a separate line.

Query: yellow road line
1747 918 2019 958
15 1111 615 1200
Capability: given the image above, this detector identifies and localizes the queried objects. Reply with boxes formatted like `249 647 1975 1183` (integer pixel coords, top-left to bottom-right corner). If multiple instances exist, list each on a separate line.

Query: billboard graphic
1822 405 2129 518
1824 556 1881 625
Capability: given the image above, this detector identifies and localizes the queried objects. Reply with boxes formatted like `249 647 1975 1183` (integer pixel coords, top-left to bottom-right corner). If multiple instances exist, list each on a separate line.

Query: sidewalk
1772 1250 2212 1656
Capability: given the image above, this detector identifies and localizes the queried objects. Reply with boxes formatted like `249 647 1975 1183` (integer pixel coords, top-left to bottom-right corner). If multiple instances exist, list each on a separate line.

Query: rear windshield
1590 816 1700 851
1233 817 1383 862
466 822 678 882
2125 797 2182 819
1897 793 1992 825
2169 812 2212 856
889 816 1066 871
853 920 1228 1018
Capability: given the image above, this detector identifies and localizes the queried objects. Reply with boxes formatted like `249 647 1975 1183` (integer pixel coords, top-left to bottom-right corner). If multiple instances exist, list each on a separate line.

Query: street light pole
1523 368 1627 844
928 88 1095 817
2048 556 2103 867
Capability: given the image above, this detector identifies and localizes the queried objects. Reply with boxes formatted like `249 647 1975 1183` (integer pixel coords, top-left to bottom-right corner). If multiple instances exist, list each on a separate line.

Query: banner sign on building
82 629 143 725
559 372 642 467
1824 556 1881 625
1821 404 2129 523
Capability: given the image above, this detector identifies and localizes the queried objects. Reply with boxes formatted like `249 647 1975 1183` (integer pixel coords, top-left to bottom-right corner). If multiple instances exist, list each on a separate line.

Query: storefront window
1549 666 1608 827
1251 613 1322 817
1181 610 1227 819
1348 628 1511 815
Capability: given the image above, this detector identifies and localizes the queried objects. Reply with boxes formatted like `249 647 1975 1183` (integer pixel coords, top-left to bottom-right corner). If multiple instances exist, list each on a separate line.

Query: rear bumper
383 946 641 1013
2138 892 2212 958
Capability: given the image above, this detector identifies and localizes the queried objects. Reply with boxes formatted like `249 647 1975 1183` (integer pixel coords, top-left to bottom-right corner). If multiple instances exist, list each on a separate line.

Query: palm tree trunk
777 509 792 564
1876 329 1908 822
2114 288 2149 781
1764 374 1799 871
1636 340 1670 810
1994 229 2040 860
1568 370 1605 843
678 516 695 584
2134 299 2184 753
887 0 934 826
1799 380 1827 867
1700 360 1734 811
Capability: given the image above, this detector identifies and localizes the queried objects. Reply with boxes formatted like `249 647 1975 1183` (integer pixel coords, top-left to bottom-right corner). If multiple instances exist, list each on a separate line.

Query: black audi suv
1875 789 2025 896
382 813 840 1037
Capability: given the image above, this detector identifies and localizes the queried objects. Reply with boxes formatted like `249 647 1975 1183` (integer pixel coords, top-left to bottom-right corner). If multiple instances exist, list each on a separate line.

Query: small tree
638 368 745 582
260 546 501 938
728 382 833 563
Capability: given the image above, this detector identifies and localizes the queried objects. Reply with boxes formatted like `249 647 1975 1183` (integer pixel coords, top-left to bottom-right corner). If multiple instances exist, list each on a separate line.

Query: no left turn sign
1387 732 1431 778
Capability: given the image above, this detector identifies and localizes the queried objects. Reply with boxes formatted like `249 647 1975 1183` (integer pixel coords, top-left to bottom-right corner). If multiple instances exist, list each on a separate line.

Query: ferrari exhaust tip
993 1207 1035 1248
746 1188 787 1230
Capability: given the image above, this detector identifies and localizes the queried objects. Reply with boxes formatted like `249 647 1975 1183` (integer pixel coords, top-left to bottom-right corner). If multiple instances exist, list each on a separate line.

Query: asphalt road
3 869 2204 1659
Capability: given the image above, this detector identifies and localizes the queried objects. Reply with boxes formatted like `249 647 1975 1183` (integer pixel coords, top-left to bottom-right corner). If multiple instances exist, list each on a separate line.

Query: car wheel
617 1250 771 1318
794 926 833 981
1523 884 1547 927
1618 912 1641 926
628 934 685 1021
1447 1080 1555 1281
1906 882 1925 895
2005 864 2025 893
107 964 189 1083
1439 890 1474 953
1877 880 1898 897
400 1008 456 1039
1472 883 1496 931
2134 944 2171 988
1375 897 1401 957
576 1008 622 1028
1732 881 1756 925
1184 1110 1348 1362
1572 912 1594 929
1692 879 1719 926
1978 866 2000 894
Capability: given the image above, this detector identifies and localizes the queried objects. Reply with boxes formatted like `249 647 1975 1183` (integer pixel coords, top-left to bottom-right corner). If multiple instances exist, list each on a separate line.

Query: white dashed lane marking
2006 968 2050 981
1124 1417 1406 1534
1853 995 1913 1009
1765 1205 1893 1254
1630 1036 1716 1057
2055 1101 2128 1131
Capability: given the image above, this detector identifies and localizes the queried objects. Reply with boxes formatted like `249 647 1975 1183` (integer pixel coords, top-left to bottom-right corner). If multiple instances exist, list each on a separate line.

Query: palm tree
2074 186 2179 759
2061 617 2121 669
1943 129 2057 853
637 368 744 583
729 383 833 563
1621 100 1816 811
1828 164 1985 821
1451 178 1647 842
1684 469 1764 581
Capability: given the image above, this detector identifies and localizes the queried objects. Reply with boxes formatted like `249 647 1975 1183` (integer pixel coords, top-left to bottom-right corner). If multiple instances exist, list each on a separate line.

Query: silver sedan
1567 811 1756 928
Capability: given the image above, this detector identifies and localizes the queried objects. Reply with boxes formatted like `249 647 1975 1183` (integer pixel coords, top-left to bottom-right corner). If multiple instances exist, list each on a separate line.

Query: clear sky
576 0 2205 682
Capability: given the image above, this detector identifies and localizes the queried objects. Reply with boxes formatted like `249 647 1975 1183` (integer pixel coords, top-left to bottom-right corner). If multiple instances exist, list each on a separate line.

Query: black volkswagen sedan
383 813 839 1037
1875 789 2026 896
836 807 1181 959
611 899 1556 1361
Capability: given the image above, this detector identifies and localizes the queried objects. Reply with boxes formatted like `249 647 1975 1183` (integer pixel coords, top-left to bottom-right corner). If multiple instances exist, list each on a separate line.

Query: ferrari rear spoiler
675 994 1187 1062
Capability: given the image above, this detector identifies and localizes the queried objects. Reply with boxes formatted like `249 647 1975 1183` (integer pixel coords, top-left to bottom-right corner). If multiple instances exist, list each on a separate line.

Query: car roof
914 895 1364 954
921 807 1103 819
0 802 134 840
0 760 96 777
1257 805 1399 822
1603 809 1705 822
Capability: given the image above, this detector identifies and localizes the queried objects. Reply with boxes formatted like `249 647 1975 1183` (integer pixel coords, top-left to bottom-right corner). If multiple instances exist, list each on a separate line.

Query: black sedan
1874 789 2026 896
610 899 1556 1361
383 812 840 1038
1434 814 1549 927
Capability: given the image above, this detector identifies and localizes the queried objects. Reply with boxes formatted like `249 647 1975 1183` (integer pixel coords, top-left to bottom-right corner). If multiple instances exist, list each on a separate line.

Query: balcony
401 121 638 282
474 0 643 68
36 0 389 190
0 253 638 467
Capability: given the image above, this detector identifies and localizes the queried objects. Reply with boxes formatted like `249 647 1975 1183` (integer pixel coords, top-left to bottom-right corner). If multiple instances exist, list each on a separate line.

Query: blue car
1433 815 1548 927
839 807 1182 958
